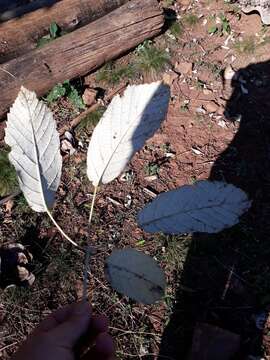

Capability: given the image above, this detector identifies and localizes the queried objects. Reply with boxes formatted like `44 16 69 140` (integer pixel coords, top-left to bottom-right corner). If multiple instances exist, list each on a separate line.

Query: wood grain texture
0 0 128 62
0 0 164 119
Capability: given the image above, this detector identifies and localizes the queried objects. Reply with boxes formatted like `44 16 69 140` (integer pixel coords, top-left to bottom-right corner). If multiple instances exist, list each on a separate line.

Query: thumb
50 302 92 347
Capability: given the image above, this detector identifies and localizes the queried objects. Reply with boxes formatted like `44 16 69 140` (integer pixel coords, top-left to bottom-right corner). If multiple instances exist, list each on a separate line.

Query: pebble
203 101 219 113
224 65 236 81
82 88 97 106
175 61 193 75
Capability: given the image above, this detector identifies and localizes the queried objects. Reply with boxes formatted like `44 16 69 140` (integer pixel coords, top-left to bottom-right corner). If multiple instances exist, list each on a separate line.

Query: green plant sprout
96 62 135 85
135 40 170 74
234 36 256 54
208 13 231 36
0 149 18 197
46 80 85 110
36 21 62 48
183 14 199 27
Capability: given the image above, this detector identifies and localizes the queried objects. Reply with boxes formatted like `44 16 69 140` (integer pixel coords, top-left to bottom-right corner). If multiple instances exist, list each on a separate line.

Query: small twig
213 256 252 287
142 187 158 198
0 342 18 353
0 67 16 79
88 186 98 224
59 103 100 136
83 244 92 300
46 208 78 247
107 196 122 207
109 326 161 337
116 351 176 359
222 263 234 300
83 186 98 301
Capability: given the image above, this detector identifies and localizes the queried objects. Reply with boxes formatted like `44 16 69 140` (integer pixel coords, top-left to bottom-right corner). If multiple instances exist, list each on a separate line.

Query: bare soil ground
2 0 270 359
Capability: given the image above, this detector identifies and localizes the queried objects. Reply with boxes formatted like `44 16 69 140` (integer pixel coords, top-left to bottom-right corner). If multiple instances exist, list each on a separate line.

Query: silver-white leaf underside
87 82 170 186
5 86 62 212
138 181 251 234
105 248 166 304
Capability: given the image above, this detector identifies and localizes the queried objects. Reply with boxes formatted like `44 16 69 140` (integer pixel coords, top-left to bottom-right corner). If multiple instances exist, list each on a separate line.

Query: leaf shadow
158 59 270 359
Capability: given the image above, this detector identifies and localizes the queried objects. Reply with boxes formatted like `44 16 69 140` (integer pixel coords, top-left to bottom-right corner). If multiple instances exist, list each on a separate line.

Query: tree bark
0 0 128 63
0 0 164 119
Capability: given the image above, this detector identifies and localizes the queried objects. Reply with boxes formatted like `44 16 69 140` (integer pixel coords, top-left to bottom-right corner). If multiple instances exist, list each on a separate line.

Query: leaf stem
83 186 99 300
46 208 78 247
89 185 98 224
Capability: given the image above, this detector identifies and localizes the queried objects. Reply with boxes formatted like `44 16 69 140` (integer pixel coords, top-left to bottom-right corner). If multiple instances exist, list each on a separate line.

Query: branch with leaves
4 83 251 305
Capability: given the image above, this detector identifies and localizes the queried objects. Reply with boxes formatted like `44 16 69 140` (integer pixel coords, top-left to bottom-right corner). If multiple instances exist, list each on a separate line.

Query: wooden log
0 0 128 63
0 0 164 119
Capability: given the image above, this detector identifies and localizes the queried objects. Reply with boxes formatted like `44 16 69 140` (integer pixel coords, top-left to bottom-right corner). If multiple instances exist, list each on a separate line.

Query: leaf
67 86 85 110
46 83 66 103
5 87 62 212
50 22 59 39
105 249 166 304
138 181 251 234
87 82 170 186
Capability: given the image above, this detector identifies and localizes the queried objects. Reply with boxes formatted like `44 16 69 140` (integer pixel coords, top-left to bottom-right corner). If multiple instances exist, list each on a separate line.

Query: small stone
203 101 219 113
217 106 225 115
163 71 178 85
223 65 236 81
145 175 158 182
196 106 207 115
218 119 226 128
174 61 193 75
61 139 76 155
203 88 213 95
82 88 97 106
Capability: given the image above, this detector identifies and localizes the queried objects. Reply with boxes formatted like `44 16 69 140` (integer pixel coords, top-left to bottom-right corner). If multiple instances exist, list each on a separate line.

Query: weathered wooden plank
0 0 128 62
0 0 164 119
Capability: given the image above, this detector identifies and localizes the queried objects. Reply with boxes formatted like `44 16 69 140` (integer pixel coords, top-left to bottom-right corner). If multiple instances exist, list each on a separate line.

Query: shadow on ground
159 59 270 359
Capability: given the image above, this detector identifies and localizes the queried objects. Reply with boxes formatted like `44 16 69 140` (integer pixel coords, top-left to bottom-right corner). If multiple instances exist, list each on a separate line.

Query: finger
74 314 109 355
50 301 92 347
33 303 77 335
90 315 109 338
82 333 115 360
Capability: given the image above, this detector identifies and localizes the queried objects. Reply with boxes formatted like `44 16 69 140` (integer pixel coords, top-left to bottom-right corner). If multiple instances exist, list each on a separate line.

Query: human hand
11 302 114 360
